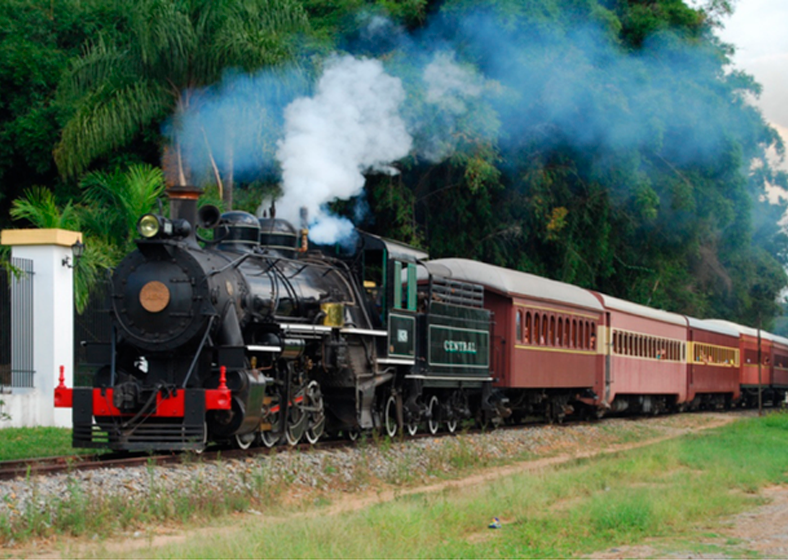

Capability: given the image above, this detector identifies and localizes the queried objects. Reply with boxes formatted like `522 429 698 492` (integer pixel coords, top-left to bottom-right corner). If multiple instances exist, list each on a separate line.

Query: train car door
604 311 612 402
387 260 417 361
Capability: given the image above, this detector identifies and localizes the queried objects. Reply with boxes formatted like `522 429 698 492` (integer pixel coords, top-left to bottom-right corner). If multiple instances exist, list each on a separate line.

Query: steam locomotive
55 187 787 452
56 187 495 451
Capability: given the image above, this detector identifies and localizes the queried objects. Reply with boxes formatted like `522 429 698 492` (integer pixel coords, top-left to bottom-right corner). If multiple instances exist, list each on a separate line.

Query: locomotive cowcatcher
55 186 494 451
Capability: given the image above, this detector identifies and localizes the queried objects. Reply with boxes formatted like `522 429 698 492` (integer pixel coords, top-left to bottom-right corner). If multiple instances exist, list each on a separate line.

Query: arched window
541 314 548 345
549 316 556 346
565 320 571 346
516 311 522 342
525 312 532 343
585 321 591 349
557 318 563 346
534 314 541 345
572 320 578 347
590 322 596 350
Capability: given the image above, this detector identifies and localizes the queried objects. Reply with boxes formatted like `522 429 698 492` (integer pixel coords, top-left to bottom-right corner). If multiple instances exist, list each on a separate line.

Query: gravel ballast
0 412 739 537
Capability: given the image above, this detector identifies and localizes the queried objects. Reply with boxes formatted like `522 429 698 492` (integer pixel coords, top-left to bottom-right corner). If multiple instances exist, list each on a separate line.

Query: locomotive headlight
138 214 161 238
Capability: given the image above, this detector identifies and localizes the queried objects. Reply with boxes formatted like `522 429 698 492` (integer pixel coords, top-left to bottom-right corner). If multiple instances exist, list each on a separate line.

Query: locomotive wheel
235 432 255 450
446 417 458 433
260 430 280 448
305 381 325 445
347 429 360 441
384 395 398 438
285 394 307 446
427 396 440 435
405 421 418 436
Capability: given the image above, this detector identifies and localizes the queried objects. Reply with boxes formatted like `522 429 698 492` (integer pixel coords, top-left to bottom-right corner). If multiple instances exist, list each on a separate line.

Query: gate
74 278 111 387
0 258 35 390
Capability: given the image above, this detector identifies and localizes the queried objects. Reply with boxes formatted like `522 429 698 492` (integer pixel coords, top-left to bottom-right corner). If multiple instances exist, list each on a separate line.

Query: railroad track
0 408 764 482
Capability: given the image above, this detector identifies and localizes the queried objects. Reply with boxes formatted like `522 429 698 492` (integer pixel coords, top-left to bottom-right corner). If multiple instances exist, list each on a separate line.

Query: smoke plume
275 55 412 243
170 7 771 243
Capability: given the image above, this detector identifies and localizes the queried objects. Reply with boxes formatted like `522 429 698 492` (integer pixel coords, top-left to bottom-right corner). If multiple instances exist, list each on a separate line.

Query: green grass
0 427 95 461
89 412 788 559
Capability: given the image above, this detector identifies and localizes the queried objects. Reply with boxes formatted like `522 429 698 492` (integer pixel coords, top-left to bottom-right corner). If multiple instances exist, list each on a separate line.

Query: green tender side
426 302 490 374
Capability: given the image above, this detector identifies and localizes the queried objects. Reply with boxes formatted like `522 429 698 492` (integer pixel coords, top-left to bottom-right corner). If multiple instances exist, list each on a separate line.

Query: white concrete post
1 229 82 427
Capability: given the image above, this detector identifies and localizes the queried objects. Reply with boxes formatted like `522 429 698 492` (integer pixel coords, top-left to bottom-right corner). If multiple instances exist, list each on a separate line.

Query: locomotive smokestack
299 206 308 253
166 185 203 226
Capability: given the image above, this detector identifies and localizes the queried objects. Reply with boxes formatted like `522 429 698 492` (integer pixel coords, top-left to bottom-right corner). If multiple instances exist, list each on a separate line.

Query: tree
0 0 123 228
54 0 311 209
8 164 164 311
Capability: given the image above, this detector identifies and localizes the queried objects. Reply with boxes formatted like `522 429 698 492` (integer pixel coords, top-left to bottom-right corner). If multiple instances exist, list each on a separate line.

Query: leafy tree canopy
0 0 785 328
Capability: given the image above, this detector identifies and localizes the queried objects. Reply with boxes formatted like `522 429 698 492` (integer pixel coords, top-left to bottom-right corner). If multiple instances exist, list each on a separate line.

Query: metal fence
0 258 35 389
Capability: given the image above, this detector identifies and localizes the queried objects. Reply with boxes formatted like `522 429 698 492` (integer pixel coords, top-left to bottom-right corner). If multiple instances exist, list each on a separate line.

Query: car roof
422 258 603 311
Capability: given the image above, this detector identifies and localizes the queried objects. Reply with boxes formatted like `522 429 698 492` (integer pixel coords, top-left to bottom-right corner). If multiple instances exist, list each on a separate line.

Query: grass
0 427 96 461
82 412 788 559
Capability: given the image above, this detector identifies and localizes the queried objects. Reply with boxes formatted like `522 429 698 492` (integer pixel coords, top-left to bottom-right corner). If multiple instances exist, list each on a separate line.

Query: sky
715 0 788 172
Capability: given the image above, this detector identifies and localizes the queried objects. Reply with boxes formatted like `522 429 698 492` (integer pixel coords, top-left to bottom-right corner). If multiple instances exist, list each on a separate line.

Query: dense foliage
0 0 786 328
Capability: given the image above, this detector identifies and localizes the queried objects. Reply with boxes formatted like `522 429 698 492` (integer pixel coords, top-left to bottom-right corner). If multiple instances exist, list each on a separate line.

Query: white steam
425 51 483 113
419 51 486 162
276 55 413 244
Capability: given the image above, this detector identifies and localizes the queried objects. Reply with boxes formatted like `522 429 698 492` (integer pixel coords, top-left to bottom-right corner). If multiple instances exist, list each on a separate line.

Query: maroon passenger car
707 320 777 406
593 293 687 414
685 317 740 408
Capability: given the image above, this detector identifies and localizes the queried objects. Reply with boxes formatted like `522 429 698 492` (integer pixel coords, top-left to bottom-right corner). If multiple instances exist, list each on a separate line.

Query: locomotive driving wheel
235 432 256 450
285 384 308 446
304 381 325 444
260 392 283 448
384 395 399 438
427 395 440 435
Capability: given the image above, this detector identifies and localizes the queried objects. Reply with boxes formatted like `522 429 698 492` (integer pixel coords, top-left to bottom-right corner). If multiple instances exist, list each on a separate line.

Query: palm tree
54 0 311 209
9 164 165 311
80 163 167 255
9 187 111 312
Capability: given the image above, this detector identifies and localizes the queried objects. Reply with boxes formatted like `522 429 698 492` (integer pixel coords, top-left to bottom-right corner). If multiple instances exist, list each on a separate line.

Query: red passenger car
772 335 788 395
422 259 604 421
707 320 776 406
685 317 740 409
593 293 687 414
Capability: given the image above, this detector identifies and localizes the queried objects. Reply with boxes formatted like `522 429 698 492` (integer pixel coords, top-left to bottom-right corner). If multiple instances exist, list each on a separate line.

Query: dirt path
11 412 784 559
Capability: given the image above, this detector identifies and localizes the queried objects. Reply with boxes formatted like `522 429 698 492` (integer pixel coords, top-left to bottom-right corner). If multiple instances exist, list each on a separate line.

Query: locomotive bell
321 303 345 328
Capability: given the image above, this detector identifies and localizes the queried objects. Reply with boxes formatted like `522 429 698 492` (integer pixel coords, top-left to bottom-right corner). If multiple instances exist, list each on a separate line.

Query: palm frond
58 36 129 102
54 80 171 178
73 241 116 313
79 164 166 249
10 187 80 230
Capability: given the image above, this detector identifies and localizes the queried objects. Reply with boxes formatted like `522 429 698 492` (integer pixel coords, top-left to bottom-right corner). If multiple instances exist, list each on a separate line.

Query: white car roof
593 292 687 327
686 316 741 338
705 319 775 341
422 258 603 311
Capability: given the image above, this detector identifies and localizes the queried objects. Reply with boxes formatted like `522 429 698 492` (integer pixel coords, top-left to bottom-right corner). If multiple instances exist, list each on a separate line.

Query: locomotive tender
55 187 787 451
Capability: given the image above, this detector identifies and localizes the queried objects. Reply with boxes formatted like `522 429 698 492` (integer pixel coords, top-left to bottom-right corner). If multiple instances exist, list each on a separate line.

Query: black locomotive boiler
57 187 495 451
